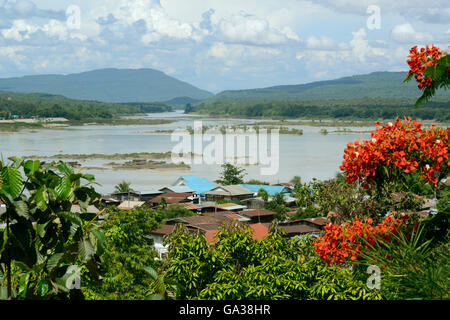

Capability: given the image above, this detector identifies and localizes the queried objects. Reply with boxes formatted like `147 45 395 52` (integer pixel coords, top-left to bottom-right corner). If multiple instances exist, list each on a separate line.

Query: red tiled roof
250 223 269 240
203 222 269 244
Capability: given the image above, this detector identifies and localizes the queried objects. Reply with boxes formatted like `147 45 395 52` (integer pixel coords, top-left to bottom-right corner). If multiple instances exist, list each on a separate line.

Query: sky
0 0 448 93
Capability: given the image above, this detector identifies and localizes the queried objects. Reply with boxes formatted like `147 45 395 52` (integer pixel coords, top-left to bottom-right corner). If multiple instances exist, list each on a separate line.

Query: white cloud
215 12 299 45
306 36 336 50
390 23 433 44
208 42 281 60
1 19 38 41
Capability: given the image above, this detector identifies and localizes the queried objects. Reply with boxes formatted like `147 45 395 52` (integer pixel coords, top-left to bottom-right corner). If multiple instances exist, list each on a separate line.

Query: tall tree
215 163 247 185
114 181 132 193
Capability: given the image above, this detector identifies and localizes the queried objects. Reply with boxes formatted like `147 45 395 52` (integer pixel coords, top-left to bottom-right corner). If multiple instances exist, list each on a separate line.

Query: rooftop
238 209 277 218
240 184 290 196
203 185 254 196
160 186 194 193
150 192 192 204
117 201 146 210
175 175 216 194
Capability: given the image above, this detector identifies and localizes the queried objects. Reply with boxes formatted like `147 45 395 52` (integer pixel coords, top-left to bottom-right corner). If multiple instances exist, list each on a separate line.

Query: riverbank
0 117 176 132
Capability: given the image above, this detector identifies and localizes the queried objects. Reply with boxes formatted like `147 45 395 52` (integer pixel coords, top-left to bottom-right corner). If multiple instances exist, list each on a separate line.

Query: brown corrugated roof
238 209 277 218
280 224 319 235
151 224 176 236
150 192 192 204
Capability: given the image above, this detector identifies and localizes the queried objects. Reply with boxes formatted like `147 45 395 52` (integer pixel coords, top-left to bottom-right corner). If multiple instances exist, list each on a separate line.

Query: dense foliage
191 99 450 121
162 221 382 300
0 158 103 299
0 91 173 121
82 206 161 300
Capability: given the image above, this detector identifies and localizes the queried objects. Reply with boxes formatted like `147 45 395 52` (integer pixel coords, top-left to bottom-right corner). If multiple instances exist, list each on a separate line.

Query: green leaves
78 238 95 261
1 166 23 199
0 158 102 299
55 176 72 200
23 160 41 177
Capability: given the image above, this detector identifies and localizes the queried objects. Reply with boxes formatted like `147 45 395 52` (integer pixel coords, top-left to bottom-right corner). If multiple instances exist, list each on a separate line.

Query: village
81 175 330 258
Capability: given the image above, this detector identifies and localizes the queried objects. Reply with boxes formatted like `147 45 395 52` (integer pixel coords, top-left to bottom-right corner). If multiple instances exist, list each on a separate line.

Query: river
0 111 374 194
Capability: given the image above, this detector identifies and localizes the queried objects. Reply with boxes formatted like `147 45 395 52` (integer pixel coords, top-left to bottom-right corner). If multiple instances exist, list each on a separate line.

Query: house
111 191 141 201
281 217 329 231
117 200 146 210
240 184 291 196
165 216 225 234
215 203 247 212
138 190 164 201
159 186 194 194
278 224 321 238
149 192 193 206
237 209 278 223
177 202 218 214
97 195 121 208
172 175 216 195
202 185 254 202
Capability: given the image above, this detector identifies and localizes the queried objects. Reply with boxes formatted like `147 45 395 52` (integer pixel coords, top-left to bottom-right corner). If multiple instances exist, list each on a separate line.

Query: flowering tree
404 44 449 107
340 117 449 193
313 215 409 266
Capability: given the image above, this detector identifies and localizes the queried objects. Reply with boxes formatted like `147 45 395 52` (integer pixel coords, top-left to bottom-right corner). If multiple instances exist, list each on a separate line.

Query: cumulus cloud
390 23 433 44
208 42 280 60
214 11 299 45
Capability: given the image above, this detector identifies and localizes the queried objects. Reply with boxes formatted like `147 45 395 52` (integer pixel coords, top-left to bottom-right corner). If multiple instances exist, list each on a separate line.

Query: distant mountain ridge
0 68 213 103
204 71 450 103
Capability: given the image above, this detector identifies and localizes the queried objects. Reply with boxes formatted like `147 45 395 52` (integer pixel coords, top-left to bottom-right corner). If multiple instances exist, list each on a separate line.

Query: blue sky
0 0 448 93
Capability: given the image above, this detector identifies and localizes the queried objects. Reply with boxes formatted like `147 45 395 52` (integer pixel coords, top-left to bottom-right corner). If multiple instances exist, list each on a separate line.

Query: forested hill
0 91 172 120
204 72 450 103
0 68 213 103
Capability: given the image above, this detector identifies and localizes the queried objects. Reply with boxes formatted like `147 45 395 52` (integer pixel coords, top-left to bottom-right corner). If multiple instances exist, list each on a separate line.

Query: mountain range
0 69 448 105
0 68 213 104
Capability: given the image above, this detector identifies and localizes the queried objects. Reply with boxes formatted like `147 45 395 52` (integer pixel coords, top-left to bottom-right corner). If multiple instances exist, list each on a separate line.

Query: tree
257 188 269 202
290 176 302 187
159 197 167 209
82 206 161 300
340 117 449 198
0 158 104 299
215 163 247 185
184 103 193 114
114 181 132 193
265 193 289 221
163 221 381 300
404 44 449 107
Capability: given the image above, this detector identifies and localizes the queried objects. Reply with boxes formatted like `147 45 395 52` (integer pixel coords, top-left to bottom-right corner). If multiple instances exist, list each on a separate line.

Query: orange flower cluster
406 45 446 90
313 215 408 265
340 117 449 187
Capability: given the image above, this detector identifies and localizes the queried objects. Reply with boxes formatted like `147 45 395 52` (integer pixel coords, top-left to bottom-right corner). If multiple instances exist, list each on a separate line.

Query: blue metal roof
180 176 216 194
240 184 290 196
